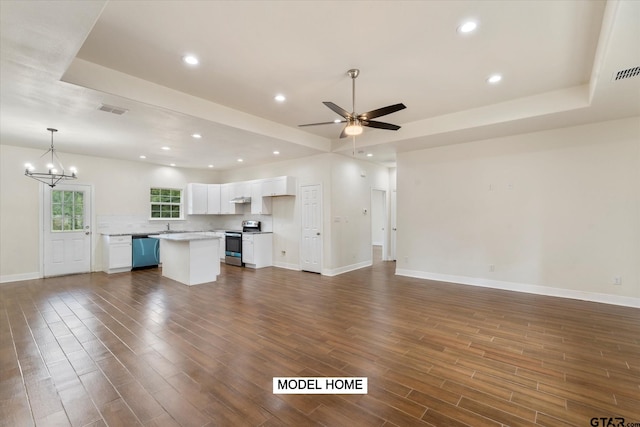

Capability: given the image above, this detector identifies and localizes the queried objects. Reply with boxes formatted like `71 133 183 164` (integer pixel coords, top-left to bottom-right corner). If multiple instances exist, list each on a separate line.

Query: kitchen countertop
149 233 220 241
101 230 272 237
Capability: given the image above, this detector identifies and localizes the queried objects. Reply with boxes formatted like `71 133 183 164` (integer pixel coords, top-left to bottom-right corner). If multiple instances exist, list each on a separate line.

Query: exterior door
43 183 92 277
300 184 322 273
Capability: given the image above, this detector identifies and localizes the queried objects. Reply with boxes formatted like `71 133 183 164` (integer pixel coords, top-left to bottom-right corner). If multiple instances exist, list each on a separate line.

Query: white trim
323 260 372 277
395 269 640 308
0 272 41 283
273 262 301 271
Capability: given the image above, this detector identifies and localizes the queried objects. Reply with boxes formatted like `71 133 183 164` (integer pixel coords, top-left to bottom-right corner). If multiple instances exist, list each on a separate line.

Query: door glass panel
51 190 84 232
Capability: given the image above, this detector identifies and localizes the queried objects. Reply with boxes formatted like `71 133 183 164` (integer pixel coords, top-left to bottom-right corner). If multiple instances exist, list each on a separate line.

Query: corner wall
221 152 390 274
395 116 640 307
0 144 220 281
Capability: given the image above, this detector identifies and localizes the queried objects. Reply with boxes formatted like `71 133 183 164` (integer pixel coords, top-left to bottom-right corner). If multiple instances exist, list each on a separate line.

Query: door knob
85 231 90 235
316 232 321 236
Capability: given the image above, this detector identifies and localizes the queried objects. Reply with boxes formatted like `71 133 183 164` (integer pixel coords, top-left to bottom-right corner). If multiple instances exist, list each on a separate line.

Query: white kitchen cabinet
233 181 251 199
217 232 226 260
207 184 221 214
220 183 236 214
250 181 272 214
203 231 226 260
186 183 208 215
102 235 132 274
242 233 272 268
262 176 297 197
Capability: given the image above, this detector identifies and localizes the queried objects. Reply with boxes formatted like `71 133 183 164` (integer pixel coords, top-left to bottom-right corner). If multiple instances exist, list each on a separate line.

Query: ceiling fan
299 69 406 138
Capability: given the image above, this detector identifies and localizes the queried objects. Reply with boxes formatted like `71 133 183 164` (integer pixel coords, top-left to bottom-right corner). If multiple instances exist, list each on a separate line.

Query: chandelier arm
24 128 77 188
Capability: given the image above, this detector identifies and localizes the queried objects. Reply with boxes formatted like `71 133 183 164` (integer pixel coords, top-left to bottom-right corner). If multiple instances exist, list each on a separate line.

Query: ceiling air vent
98 104 128 115
613 66 640 81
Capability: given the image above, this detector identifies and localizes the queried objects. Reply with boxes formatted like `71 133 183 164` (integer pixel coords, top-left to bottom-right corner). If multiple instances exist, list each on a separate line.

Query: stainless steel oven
225 231 243 266
224 220 261 267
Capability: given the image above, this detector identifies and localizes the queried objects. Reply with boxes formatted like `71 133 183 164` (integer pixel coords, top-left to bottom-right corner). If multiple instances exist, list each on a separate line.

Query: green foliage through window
150 188 182 219
51 190 84 232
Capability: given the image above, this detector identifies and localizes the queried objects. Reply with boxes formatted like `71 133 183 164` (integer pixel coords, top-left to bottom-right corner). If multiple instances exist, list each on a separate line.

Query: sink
161 230 200 234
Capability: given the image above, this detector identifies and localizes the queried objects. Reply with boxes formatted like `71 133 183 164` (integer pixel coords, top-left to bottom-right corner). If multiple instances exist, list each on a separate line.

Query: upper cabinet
251 181 271 215
207 184 221 214
186 183 208 215
186 176 296 216
186 183 221 215
219 183 236 214
262 176 297 197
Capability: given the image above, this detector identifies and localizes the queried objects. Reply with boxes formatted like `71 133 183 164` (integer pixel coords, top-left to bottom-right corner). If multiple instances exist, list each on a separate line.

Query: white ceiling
1 1 638 170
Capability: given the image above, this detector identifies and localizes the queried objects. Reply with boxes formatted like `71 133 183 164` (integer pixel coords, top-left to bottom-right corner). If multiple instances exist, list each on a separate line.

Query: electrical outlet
281 250 286 256
614 276 622 285
489 264 495 272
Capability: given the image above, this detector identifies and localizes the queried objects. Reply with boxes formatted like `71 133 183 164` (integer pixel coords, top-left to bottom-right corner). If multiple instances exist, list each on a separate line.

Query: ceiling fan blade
359 103 406 120
362 120 401 131
299 120 346 127
323 102 352 119
339 126 349 139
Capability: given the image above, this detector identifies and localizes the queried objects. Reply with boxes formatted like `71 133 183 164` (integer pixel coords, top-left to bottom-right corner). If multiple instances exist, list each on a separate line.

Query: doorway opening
371 188 387 265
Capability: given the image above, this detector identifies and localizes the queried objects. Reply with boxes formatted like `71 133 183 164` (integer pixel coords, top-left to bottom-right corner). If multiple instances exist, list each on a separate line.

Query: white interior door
390 189 397 261
300 184 322 273
43 183 92 277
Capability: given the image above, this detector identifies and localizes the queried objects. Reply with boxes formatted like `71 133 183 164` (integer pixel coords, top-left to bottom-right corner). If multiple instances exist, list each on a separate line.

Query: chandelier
24 128 77 188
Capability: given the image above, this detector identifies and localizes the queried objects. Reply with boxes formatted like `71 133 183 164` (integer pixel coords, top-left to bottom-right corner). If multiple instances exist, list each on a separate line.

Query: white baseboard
0 272 41 284
273 262 300 271
395 269 640 308
323 260 372 277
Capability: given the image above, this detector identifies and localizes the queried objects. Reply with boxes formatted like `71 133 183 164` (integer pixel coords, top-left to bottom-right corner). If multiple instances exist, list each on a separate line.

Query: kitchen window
150 188 182 219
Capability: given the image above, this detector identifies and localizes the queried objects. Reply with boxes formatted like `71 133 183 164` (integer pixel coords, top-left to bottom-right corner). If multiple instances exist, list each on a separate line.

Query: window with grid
51 190 84 231
150 188 182 219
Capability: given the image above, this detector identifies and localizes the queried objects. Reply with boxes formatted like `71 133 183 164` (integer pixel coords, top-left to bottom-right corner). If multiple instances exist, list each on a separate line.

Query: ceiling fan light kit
299 69 406 139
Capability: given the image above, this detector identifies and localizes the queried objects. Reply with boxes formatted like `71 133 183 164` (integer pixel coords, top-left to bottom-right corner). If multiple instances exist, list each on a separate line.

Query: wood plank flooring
1 255 639 426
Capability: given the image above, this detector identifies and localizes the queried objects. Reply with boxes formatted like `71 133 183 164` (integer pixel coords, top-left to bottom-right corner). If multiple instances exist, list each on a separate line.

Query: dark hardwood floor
1 254 639 426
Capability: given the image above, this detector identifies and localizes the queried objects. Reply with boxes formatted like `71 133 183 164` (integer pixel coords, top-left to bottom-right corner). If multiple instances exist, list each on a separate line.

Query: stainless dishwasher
131 235 160 269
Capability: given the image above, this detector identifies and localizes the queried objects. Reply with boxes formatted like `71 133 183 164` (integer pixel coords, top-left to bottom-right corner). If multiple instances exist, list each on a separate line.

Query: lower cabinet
102 235 132 274
241 233 272 268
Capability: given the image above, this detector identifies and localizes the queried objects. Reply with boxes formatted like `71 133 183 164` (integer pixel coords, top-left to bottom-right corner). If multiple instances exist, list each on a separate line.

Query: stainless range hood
230 196 251 204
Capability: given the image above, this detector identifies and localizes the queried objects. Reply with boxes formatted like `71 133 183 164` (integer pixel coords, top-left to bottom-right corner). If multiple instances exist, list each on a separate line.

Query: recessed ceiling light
161 146 170 150
139 155 146 159
457 21 478 34
366 153 373 157
170 163 176 167
182 55 199 65
333 119 342 123
191 133 202 139
487 74 502 84
274 94 286 102
208 164 214 168
237 158 243 162
273 151 280 155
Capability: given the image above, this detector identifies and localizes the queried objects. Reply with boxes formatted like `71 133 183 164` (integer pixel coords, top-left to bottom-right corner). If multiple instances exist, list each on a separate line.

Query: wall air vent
613 66 640 81
98 104 128 115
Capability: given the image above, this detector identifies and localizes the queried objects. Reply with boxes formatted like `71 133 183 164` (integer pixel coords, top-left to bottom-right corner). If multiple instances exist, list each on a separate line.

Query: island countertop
149 233 220 241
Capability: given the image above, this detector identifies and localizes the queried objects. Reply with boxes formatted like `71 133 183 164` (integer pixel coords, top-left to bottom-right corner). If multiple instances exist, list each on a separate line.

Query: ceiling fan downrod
347 68 359 115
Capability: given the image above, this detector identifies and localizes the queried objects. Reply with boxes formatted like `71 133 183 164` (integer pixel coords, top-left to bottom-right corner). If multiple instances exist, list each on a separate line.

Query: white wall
396 117 640 307
222 153 390 274
1 146 390 281
0 144 221 281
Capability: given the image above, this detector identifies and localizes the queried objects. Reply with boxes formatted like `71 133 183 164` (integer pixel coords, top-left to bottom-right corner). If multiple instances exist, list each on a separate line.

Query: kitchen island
150 233 220 286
